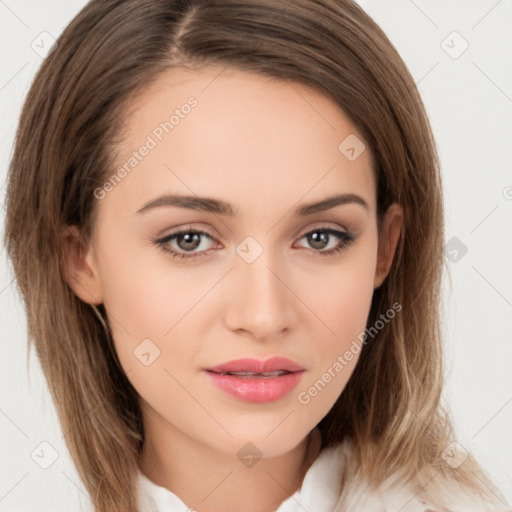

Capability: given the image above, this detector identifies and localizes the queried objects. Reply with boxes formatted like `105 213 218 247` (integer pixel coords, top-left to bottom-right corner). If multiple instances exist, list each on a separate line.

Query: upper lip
205 357 305 373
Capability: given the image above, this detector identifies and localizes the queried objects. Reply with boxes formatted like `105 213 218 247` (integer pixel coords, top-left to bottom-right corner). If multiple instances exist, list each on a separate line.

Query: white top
136 432 512 512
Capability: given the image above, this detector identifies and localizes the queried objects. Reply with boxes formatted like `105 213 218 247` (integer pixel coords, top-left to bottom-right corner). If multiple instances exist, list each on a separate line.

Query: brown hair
3 0 507 511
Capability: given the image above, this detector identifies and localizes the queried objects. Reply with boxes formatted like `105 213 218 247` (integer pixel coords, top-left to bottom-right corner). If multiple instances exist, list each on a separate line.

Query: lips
204 356 305 376
203 357 306 403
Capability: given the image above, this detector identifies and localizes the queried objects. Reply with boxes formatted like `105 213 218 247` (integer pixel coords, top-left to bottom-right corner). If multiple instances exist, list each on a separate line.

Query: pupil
178 232 201 251
309 231 328 249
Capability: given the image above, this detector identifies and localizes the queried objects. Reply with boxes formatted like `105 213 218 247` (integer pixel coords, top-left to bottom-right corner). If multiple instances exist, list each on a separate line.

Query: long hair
3 1 507 510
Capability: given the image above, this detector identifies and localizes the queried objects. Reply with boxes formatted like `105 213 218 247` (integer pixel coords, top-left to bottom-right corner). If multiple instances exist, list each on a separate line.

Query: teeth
220 370 290 378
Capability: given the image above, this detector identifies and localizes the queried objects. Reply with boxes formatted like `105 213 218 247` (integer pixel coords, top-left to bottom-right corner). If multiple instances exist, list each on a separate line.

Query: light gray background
1 1 511 511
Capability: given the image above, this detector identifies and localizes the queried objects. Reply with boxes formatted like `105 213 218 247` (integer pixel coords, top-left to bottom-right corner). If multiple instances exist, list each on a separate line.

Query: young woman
3 0 510 511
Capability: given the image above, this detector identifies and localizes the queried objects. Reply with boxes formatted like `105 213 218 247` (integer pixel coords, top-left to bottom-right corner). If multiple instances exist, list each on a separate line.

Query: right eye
153 227 220 261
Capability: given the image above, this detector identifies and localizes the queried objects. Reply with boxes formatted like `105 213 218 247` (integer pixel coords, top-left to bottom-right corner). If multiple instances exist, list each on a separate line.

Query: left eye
296 228 355 253
153 226 356 261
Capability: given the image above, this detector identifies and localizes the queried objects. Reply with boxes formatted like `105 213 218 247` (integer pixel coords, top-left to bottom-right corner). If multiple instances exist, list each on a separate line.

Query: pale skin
62 65 403 512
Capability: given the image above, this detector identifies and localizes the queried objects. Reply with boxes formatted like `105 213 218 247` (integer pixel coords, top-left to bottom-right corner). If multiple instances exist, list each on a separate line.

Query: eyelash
152 225 356 261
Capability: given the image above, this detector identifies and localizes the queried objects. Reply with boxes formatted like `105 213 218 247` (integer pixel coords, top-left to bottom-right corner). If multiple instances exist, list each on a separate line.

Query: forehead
107 64 376 218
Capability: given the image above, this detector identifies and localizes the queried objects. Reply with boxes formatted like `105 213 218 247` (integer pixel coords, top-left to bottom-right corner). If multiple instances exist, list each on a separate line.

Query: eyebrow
135 193 369 216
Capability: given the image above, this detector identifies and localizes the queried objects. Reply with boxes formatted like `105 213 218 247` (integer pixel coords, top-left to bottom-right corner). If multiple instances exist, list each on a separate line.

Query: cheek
98 259 202 408
92 226 202 384
327 273 374 357
301 238 377 347
294 242 377 406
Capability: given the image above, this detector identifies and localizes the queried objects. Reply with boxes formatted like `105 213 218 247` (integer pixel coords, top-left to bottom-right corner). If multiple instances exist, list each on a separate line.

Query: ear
60 225 103 305
374 203 403 289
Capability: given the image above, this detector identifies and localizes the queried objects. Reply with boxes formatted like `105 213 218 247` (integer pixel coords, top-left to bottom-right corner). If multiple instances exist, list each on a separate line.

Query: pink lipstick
204 357 305 403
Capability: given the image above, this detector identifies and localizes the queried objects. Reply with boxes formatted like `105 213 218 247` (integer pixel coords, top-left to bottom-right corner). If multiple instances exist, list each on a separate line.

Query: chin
211 422 311 459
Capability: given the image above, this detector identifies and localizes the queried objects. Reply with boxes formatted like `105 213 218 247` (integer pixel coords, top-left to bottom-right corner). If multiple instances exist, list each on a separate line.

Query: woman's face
65 65 401 459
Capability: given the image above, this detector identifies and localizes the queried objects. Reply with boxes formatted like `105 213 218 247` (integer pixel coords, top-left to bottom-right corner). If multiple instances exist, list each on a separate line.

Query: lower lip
204 370 304 403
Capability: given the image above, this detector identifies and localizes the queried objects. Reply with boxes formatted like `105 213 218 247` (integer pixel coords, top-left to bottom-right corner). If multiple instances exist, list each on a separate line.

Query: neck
138 422 322 512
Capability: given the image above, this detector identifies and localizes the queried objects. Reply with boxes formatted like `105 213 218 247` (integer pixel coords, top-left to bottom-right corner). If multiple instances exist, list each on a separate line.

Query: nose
223 246 297 341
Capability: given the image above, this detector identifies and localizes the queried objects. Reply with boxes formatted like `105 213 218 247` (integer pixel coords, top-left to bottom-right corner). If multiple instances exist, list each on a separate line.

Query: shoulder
374 474 511 512
327 438 512 512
